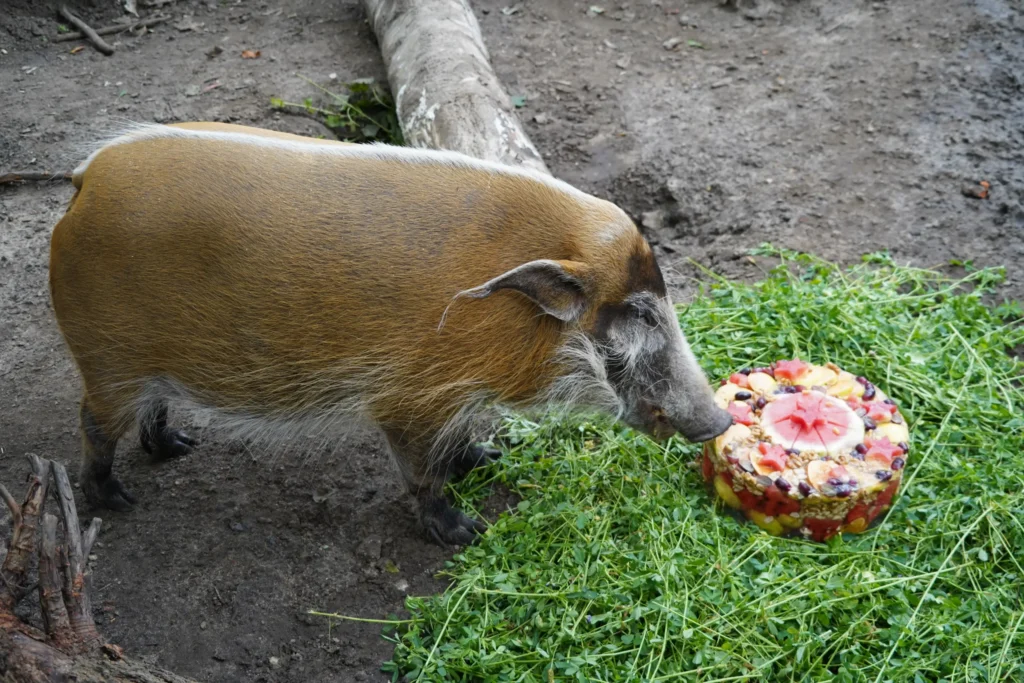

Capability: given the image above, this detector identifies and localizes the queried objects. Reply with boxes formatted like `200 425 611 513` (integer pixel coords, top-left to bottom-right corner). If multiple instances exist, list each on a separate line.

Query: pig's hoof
141 426 197 460
420 496 487 547
82 474 137 512
449 444 503 480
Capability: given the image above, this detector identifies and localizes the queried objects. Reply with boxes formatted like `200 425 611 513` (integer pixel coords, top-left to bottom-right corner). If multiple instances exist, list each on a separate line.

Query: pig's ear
456 259 589 322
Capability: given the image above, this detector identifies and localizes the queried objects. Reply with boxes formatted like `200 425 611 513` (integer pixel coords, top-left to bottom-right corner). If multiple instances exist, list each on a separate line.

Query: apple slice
800 365 838 388
873 421 909 445
714 423 752 453
747 372 777 395
806 459 834 490
828 375 862 398
846 463 889 494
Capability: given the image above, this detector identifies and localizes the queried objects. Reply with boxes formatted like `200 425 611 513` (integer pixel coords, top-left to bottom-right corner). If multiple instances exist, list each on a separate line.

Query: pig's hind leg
139 401 198 460
447 443 503 481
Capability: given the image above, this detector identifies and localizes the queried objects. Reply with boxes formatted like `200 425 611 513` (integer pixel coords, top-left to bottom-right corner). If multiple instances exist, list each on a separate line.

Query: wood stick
51 461 100 646
0 456 50 610
81 518 102 560
2 459 203 682
59 6 115 55
55 15 167 43
0 171 73 185
360 0 549 174
0 483 19 522
39 514 74 644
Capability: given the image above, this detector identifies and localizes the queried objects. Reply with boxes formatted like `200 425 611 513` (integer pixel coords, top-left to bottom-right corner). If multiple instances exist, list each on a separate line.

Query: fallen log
0 456 201 683
360 0 550 174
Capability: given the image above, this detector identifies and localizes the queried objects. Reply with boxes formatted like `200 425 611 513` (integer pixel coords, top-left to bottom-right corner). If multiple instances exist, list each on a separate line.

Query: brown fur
49 122 668 538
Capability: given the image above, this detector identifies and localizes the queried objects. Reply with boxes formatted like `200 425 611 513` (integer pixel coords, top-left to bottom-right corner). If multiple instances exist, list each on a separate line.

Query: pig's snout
674 405 733 444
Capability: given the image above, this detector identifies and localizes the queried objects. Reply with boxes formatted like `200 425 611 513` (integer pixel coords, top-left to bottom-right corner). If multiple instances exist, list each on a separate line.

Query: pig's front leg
383 427 488 546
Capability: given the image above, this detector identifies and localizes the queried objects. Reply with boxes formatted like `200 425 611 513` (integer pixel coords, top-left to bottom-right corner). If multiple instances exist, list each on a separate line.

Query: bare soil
1 0 1021 681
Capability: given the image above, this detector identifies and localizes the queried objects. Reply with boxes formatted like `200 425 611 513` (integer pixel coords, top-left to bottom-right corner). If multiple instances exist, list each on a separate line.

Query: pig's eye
629 304 658 328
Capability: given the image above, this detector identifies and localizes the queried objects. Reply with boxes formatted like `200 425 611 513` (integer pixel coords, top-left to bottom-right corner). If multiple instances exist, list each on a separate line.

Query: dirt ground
1 0 1021 681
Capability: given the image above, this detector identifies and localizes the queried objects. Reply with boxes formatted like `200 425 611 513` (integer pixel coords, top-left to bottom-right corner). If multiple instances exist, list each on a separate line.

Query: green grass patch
271 75 403 145
350 248 1024 681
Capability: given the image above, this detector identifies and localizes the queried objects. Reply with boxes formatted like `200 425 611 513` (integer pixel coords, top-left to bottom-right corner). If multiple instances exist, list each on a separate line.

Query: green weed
335 247 1024 682
271 75 403 145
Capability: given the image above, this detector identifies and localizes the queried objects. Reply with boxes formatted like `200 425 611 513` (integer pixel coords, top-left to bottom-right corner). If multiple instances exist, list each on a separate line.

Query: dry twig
55 15 167 43
1 456 200 682
0 171 73 185
59 6 115 55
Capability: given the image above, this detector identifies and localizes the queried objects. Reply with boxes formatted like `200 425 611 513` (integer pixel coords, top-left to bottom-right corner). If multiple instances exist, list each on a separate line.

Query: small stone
269 656 281 669
200 621 207 630
357 536 382 561
662 37 683 50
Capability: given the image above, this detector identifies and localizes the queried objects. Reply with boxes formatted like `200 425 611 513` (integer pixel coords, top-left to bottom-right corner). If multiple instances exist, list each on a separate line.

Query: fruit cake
701 359 908 542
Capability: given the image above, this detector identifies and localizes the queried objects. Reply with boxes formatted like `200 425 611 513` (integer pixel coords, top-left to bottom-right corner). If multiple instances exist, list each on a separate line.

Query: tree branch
51 461 100 648
54 15 167 42
0 456 50 610
81 518 102 561
39 514 74 644
59 5 115 55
